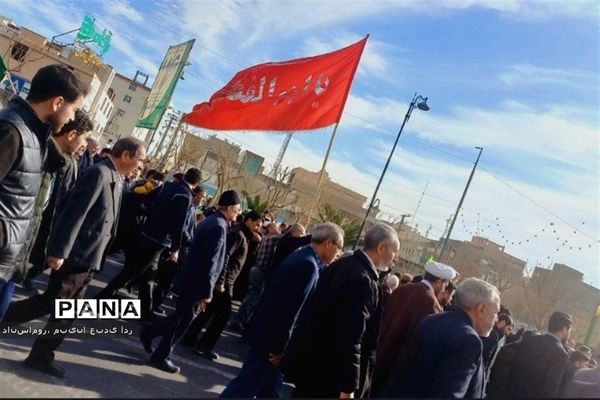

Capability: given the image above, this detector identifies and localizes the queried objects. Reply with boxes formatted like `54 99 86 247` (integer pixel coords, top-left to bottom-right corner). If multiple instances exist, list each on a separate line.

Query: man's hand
169 250 179 263
339 392 354 399
47 256 64 271
268 353 283 367
194 298 211 313
216 283 225 293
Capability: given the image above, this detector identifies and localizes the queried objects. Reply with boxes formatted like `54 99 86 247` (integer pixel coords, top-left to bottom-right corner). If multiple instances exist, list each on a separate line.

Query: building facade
0 15 115 133
100 71 151 145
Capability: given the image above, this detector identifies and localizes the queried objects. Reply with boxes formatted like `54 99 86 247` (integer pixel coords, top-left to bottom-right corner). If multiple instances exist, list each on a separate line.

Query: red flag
183 36 368 131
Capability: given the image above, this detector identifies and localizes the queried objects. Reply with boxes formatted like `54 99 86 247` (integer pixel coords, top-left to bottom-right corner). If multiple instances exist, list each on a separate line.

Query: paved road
0 255 269 398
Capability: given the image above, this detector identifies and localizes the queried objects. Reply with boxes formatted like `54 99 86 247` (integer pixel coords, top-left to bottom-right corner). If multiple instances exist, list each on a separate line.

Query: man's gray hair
364 223 399 251
86 137 99 146
454 278 500 310
311 222 344 245
112 137 146 158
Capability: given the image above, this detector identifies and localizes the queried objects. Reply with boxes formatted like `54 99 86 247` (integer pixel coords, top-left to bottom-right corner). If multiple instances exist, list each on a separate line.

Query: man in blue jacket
140 190 241 374
220 222 344 398
98 167 202 318
383 278 501 398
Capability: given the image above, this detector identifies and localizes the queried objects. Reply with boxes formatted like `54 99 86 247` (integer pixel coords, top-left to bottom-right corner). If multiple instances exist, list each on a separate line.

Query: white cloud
499 63 598 90
104 0 144 22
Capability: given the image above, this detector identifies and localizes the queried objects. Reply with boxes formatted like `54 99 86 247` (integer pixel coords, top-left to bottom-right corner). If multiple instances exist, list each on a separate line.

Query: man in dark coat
3 137 146 378
140 190 241 374
181 211 263 360
481 312 513 388
383 278 501 398
220 223 344 398
98 167 202 318
77 137 99 173
283 224 400 398
372 259 457 396
509 311 572 398
20 110 94 290
0 65 88 319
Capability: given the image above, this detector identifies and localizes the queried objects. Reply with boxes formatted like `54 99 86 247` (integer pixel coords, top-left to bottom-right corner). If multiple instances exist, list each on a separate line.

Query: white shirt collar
358 249 379 276
421 279 435 294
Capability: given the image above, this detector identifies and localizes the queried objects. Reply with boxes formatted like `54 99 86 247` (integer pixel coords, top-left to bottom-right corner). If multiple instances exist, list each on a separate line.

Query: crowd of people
0 64 598 398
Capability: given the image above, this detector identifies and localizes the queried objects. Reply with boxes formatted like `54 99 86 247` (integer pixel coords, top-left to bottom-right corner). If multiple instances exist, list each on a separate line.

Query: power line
145 17 597 243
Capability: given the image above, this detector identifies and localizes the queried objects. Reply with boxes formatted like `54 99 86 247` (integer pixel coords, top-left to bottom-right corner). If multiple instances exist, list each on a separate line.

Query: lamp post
353 93 430 249
438 146 484 261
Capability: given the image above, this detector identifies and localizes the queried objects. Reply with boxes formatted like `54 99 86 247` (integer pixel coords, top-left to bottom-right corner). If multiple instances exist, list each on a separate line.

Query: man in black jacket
181 211 263 360
509 311 572 398
0 65 88 320
98 167 202 319
77 137 99 173
282 224 399 398
20 110 94 290
3 137 146 378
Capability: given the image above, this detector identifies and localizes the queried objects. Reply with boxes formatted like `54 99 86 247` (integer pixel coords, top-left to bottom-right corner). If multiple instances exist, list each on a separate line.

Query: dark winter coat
509 333 569 398
283 250 381 397
172 210 228 301
46 158 122 272
383 309 485 398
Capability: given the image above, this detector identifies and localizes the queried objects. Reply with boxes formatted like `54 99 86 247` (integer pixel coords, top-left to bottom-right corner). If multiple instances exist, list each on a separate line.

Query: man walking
0 64 88 319
372 259 457 395
3 137 146 377
140 190 241 374
220 223 344 398
98 167 202 319
509 311 572 398
384 278 501 398
181 211 263 360
20 110 94 291
284 224 399 398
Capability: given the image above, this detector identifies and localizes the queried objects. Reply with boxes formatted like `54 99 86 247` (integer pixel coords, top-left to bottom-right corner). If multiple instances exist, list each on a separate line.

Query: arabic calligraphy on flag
183 36 368 131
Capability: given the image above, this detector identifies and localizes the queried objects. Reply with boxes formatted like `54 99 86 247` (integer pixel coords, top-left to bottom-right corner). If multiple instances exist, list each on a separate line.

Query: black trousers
151 258 179 311
142 294 198 361
181 291 232 350
97 236 164 317
3 267 93 362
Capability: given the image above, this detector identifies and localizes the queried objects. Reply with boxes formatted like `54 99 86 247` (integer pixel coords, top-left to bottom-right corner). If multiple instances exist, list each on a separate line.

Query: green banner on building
136 40 195 130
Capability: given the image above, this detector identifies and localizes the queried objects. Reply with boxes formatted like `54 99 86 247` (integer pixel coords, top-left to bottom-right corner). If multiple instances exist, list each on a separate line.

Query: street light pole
353 93 430 249
438 146 484 261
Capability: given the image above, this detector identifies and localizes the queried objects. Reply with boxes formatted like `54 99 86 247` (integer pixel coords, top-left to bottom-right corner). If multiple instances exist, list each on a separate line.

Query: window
128 83 137 92
101 98 108 113
116 109 126 117
123 95 132 104
10 42 29 62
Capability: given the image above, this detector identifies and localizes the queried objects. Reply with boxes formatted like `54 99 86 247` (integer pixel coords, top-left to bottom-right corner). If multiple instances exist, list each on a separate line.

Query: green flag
0 54 6 80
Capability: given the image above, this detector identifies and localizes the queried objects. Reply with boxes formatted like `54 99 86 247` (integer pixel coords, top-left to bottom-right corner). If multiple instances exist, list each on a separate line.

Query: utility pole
439 146 484 260
152 112 179 160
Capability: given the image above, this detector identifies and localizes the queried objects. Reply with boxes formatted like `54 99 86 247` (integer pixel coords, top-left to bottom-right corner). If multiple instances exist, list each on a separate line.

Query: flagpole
4 70 18 95
305 122 341 226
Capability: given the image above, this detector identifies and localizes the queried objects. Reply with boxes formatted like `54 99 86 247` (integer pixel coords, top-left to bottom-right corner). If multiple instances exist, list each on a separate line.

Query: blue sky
2 0 598 287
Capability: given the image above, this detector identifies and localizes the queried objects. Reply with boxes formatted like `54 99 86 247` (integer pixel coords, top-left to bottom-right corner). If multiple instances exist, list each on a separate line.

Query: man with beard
0 65 88 319
283 224 400 398
383 278 500 398
509 311 572 398
3 137 146 377
19 110 94 291
372 260 457 396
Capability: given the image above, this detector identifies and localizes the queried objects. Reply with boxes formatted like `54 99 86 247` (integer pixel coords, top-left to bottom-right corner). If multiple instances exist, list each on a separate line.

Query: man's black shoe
140 331 153 354
24 356 65 378
196 347 219 361
149 357 180 374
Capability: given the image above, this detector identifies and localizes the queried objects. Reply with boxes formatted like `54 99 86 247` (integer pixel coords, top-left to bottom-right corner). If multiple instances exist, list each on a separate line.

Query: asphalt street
0 255 271 398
